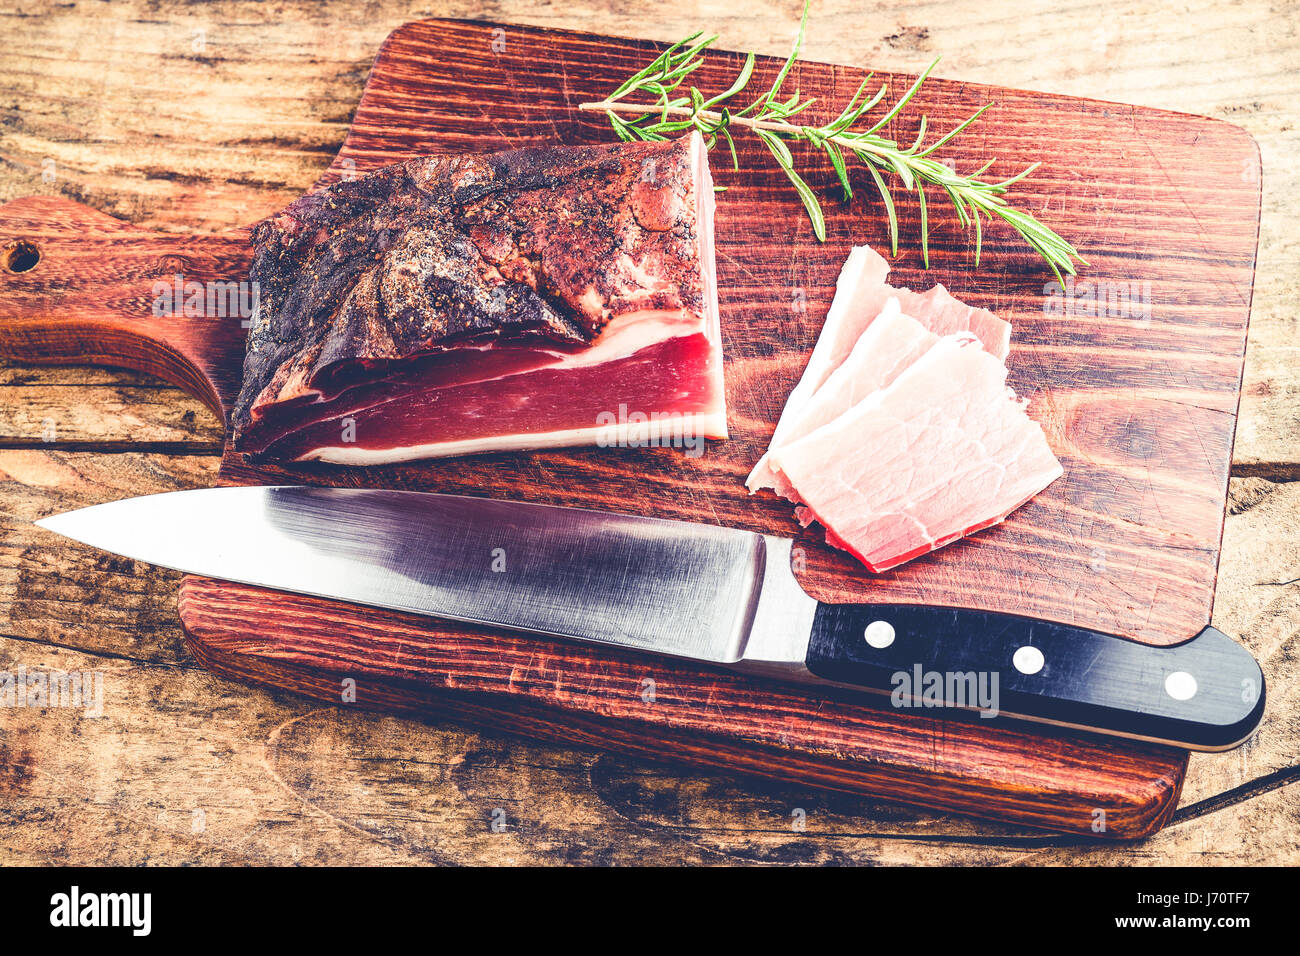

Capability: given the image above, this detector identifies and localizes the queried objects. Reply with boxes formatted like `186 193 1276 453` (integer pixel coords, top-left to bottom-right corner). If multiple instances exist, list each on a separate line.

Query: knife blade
36 486 1265 750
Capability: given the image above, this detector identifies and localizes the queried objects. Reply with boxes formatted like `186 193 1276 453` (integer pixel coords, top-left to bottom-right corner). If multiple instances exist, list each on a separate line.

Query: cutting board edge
176 575 1191 841
316 17 1267 187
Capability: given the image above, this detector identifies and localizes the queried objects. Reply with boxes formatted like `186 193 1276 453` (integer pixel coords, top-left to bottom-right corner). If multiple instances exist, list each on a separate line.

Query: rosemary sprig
578 4 1083 281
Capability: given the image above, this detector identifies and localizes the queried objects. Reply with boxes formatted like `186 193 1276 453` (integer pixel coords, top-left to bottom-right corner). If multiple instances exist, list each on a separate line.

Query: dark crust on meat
232 134 706 442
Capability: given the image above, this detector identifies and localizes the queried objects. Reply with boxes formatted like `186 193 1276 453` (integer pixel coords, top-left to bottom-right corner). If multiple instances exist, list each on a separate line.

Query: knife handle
805 604 1265 751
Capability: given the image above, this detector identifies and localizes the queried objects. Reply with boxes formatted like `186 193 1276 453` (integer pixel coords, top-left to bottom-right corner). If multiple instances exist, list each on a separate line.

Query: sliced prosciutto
747 244 1010 494
759 297 943 501
231 132 726 463
769 335 1063 573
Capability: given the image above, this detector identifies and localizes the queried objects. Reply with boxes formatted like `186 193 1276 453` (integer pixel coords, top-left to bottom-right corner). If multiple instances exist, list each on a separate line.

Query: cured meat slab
234 133 727 464
0 18 1262 837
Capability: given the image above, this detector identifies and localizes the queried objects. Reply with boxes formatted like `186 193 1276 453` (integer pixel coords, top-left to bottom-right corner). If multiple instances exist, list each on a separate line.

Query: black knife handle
805 603 1265 750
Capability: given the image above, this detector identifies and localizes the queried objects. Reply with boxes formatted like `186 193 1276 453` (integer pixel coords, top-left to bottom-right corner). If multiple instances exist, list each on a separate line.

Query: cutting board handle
0 196 249 419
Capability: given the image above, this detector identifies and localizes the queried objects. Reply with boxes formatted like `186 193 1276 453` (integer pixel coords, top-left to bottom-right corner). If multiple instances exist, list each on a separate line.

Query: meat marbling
756 297 945 502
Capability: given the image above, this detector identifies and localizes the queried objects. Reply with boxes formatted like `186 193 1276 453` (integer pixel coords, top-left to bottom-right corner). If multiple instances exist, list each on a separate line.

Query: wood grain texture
0 16 1264 837
274 20 1260 647
1 19 1261 647
1 1 1294 861
0 0 1290 471
0 195 247 418
6 454 1291 863
0 358 222 452
178 575 1188 840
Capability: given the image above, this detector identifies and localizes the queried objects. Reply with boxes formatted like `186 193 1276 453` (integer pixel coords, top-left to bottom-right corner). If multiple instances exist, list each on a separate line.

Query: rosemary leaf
917 181 930 269
863 161 900 256
825 140 852 201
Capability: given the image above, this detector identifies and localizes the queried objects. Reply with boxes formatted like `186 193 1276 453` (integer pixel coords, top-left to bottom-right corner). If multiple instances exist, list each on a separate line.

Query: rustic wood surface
0 16 1258 837
0 0 1296 864
178 575 1191 841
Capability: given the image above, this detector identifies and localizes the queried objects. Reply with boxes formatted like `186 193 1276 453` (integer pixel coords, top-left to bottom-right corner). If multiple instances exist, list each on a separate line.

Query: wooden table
1 0 1295 865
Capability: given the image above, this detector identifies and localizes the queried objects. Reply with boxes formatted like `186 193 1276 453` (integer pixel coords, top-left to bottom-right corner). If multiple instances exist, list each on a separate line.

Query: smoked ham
231 133 726 463
770 336 1063 572
747 243 1010 495
758 297 943 501
752 245 1061 573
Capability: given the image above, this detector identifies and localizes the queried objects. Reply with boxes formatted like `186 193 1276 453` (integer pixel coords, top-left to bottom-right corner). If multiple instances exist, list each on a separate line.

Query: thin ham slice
769 335 1063 573
747 244 1010 494
758 297 944 501
892 282 1011 359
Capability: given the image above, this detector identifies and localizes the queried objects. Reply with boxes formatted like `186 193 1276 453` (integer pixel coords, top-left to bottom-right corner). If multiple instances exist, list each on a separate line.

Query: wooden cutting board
0 17 1262 838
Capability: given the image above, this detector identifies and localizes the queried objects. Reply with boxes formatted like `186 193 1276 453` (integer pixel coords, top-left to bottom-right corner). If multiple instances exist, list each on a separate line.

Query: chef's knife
36 486 1265 750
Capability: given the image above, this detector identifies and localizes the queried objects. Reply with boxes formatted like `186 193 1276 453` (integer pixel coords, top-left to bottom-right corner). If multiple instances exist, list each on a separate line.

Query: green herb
578 3 1083 281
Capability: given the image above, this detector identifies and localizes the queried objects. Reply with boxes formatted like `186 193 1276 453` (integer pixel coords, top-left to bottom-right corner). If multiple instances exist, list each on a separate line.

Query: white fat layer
554 309 702 369
691 129 727 409
297 412 731 465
